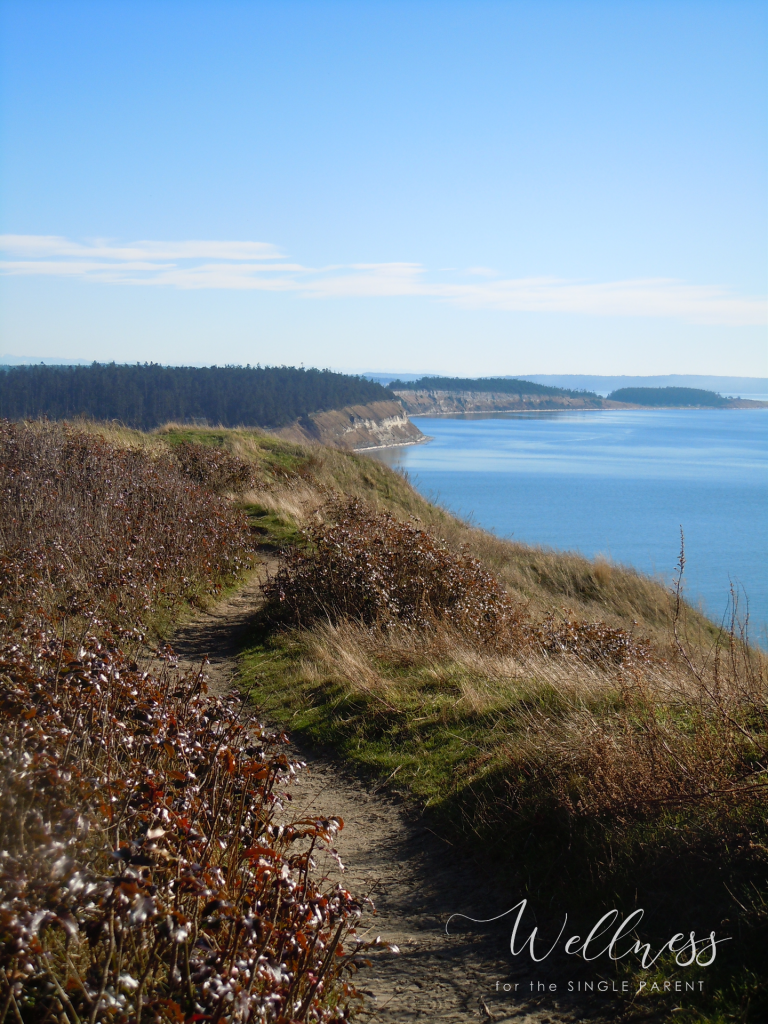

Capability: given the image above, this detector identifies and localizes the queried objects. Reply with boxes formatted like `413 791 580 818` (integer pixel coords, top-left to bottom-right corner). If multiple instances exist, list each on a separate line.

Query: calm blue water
371 410 768 643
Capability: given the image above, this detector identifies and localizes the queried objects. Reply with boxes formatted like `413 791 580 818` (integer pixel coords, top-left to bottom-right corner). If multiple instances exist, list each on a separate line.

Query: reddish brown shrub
529 616 654 666
0 629 368 1022
172 440 257 493
0 421 254 629
262 497 523 645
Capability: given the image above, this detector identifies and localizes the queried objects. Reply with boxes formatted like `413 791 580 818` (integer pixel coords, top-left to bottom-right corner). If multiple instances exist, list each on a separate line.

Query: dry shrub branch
171 442 257 495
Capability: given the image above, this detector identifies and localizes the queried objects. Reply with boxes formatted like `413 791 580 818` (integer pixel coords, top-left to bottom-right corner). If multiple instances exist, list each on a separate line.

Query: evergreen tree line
387 375 597 398
0 363 392 429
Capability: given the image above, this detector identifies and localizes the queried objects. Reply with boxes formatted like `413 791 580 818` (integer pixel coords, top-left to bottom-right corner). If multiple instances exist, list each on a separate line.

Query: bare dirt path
163 572 618 1024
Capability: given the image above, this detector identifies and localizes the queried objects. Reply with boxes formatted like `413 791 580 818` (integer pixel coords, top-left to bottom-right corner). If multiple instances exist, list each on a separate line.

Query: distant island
499 372 768 397
608 386 729 406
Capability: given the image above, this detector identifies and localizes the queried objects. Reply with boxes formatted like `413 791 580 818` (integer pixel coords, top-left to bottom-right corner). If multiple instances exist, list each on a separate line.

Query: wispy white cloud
0 234 765 326
427 277 768 326
0 235 282 262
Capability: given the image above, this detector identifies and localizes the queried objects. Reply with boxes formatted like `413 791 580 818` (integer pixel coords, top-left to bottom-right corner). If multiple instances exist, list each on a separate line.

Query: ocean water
370 409 768 643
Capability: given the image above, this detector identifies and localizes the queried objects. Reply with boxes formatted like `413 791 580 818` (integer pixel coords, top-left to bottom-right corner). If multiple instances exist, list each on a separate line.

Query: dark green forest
0 363 391 429
387 375 597 398
607 386 728 407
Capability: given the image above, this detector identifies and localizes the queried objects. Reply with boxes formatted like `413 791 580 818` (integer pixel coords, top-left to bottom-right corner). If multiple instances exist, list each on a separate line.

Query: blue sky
1 0 766 375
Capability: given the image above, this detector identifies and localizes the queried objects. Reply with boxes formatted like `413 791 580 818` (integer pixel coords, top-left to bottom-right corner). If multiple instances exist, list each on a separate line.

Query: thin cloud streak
0 235 282 262
1 235 765 326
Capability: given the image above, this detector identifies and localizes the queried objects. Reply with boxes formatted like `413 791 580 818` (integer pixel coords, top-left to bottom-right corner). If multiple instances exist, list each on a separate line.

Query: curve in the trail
162 570 615 1024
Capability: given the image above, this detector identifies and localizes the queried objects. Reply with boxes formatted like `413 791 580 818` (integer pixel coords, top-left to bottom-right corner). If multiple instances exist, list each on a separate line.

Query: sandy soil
162 572 626 1024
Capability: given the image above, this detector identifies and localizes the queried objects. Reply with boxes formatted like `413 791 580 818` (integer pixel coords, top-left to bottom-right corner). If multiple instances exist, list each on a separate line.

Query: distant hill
0 363 392 430
608 386 728 407
387 375 596 398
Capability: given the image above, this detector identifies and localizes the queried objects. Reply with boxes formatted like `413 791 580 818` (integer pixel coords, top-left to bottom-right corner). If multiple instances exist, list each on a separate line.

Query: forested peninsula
387 375 598 398
0 363 392 429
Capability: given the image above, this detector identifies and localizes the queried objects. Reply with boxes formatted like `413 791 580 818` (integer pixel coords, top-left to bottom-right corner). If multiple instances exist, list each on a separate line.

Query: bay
370 409 768 645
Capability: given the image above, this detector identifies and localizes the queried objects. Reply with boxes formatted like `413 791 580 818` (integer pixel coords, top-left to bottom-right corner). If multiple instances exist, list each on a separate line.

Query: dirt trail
165 572 610 1024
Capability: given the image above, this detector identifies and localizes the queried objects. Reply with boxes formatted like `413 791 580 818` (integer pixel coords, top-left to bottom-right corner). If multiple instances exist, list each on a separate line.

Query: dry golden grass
261 611 768 814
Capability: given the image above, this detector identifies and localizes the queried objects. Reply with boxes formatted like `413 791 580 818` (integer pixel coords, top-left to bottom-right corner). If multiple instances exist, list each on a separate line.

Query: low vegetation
261 496 652 662
0 421 374 1023
219 427 762 1022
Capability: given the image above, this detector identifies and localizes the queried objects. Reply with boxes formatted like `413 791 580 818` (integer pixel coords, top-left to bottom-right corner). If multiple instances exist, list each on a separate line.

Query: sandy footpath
160 572 623 1024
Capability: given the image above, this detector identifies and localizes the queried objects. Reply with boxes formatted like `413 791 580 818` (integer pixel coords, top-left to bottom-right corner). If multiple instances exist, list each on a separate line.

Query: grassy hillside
165 424 764 1024
6 419 766 1022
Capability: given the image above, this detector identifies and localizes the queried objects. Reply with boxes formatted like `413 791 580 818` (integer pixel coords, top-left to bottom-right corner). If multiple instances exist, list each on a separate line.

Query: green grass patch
160 427 232 447
239 502 303 550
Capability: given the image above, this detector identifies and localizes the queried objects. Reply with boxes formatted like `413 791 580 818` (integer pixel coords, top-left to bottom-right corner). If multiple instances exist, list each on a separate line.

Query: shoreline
352 433 434 452
400 403 768 418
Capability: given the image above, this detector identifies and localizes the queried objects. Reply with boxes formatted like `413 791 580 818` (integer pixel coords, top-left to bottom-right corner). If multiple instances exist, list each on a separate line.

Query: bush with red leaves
172 441 256 494
0 630 371 1023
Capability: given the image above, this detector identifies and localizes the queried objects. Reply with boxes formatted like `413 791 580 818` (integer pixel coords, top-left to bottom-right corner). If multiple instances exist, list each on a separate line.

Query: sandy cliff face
274 400 426 450
393 389 611 414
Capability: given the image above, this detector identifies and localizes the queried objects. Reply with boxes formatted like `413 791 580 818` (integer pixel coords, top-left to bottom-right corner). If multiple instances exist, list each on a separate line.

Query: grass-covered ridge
188 424 765 1023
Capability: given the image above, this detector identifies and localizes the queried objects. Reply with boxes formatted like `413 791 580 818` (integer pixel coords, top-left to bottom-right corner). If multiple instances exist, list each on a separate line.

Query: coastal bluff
273 399 427 450
393 388 615 414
